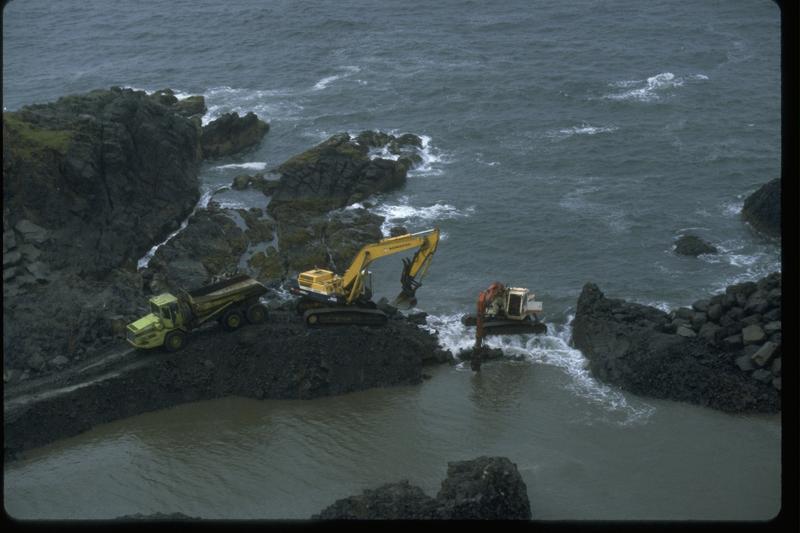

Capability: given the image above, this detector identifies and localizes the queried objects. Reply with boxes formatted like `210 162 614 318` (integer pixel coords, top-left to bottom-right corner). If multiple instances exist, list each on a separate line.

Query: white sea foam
312 66 361 91
548 123 619 140
137 186 223 270
366 133 447 177
604 72 706 102
422 313 655 424
212 162 268 171
368 196 475 235
200 85 303 126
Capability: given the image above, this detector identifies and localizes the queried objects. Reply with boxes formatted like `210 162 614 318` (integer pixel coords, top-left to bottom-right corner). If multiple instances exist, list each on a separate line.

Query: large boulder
571 277 780 414
674 234 717 256
267 132 408 216
3 87 202 372
741 178 780 239
313 456 532 520
200 112 269 159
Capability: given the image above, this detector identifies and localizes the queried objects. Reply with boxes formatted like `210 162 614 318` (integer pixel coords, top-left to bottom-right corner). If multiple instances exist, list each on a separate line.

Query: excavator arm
339 228 440 306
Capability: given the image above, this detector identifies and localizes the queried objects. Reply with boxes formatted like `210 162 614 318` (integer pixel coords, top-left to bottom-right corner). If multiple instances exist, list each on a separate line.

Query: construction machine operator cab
506 288 528 319
150 293 180 330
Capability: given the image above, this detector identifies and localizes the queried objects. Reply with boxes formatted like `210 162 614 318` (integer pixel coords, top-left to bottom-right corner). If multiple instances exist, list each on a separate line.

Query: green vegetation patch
4 112 73 159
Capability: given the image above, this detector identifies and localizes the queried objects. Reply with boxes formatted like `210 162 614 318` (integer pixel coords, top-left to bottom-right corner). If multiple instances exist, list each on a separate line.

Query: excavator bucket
392 257 421 309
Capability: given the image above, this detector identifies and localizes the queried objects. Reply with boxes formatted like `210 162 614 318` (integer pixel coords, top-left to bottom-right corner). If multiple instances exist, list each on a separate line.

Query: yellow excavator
288 228 440 326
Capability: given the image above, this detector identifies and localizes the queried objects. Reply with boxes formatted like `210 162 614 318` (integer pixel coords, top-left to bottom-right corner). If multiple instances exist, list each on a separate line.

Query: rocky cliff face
3 88 202 373
571 273 781 413
313 456 532 520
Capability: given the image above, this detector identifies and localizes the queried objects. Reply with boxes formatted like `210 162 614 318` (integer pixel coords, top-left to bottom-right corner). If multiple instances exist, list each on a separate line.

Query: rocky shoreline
571 273 781 413
3 87 782 474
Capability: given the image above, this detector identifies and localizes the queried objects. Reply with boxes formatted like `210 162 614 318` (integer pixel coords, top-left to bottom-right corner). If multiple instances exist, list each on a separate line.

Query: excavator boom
292 228 440 326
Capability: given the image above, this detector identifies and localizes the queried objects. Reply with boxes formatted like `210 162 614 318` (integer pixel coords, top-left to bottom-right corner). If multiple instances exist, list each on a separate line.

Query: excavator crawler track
303 307 388 327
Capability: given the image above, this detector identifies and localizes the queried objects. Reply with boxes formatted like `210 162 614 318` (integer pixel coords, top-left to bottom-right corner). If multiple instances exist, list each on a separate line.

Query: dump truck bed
181 274 267 316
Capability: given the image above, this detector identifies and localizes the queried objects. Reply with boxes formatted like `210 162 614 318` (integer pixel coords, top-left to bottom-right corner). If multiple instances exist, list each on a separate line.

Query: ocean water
3 0 782 521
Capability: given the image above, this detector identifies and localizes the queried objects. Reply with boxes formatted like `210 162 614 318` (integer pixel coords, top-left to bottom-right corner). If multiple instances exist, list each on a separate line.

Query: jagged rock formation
3 88 202 375
741 179 780 239
313 456 532 520
4 312 453 459
571 273 781 413
200 112 269 159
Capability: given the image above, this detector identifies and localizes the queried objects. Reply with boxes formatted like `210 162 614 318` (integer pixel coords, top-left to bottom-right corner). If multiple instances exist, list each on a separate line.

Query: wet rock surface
571 272 781 413
200 111 269 159
313 456 532 520
741 178 780 239
4 311 452 460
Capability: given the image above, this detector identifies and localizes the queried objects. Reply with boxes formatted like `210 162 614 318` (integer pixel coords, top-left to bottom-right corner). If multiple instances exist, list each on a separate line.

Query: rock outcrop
3 87 202 374
313 456 532 520
200 112 269 159
4 312 453 459
571 273 781 413
263 131 424 280
674 234 717 256
741 179 780 239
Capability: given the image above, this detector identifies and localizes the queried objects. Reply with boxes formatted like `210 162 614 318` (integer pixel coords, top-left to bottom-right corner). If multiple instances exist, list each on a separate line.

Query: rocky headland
571 272 782 413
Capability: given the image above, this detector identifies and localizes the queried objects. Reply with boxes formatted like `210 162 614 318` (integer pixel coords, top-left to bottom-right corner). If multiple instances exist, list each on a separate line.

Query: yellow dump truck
126 274 268 351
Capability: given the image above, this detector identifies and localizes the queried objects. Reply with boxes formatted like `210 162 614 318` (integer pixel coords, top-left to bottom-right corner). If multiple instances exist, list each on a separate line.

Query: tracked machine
289 228 440 327
462 282 547 370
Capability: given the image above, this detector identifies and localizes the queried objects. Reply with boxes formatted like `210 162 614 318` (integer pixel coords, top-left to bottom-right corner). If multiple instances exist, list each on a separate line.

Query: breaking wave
547 123 619 140
312 66 361 91
365 196 475 235
211 162 268 171
421 313 655 425
604 72 708 102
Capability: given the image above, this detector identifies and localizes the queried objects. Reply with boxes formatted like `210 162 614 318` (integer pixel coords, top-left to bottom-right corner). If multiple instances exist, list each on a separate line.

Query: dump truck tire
164 331 186 352
246 304 268 324
222 309 243 331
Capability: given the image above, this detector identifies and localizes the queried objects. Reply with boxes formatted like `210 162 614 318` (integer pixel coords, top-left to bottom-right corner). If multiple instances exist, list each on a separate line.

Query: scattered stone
676 325 696 338
723 334 743 349
751 369 773 384
750 341 778 367
763 321 781 334
770 358 781 375
772 378 781 391
14 219 50 244
49 356 69 368
741 324 766 345
734 354 755 372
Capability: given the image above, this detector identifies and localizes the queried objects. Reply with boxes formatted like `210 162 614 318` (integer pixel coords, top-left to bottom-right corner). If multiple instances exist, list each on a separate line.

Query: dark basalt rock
741 179 780 239
267 132 409 215
3 87 201 372
200 111 269 159
571 275 781 414
674 234 717 256
313 456 532 520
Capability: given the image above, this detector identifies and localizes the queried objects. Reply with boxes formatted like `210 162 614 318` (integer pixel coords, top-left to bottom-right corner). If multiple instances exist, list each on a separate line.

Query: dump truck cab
126 293 188 350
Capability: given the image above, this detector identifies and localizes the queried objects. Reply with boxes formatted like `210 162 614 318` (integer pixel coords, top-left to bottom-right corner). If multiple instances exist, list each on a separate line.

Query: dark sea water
3 0 782 520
